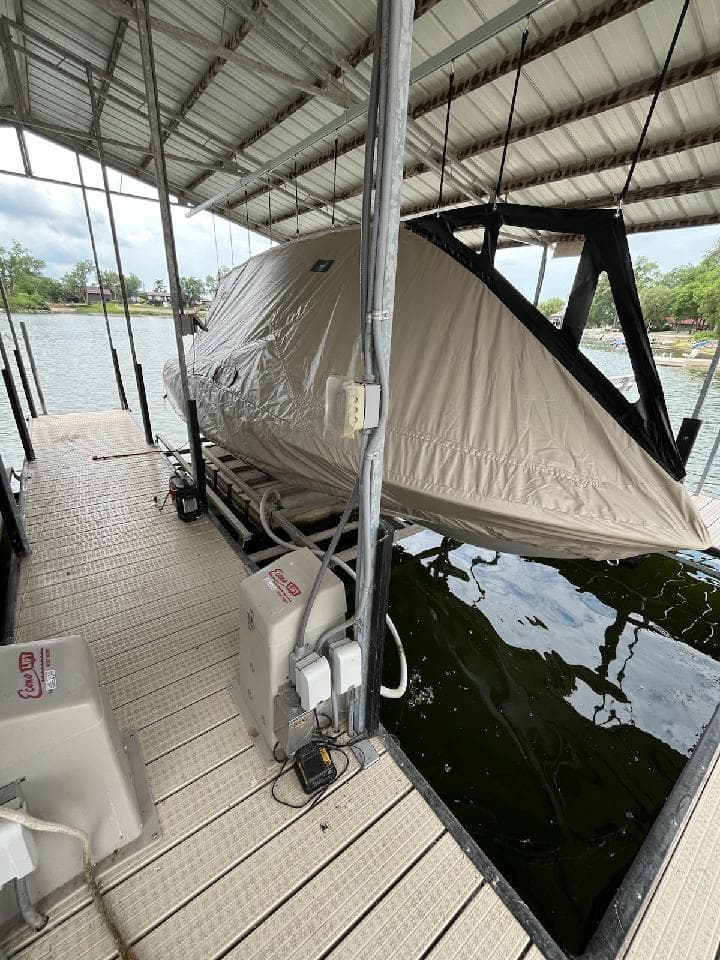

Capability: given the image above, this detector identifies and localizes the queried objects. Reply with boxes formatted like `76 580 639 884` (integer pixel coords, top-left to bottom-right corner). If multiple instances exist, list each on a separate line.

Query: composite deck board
5 410 718 960
692 492 720 548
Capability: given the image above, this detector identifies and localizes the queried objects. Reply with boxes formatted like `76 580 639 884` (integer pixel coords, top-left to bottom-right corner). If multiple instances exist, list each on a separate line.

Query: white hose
258 490 407 698
0 807 137 960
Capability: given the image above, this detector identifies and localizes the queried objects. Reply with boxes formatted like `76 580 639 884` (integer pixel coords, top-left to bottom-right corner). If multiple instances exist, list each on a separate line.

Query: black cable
617 0 692 210
270 740 350 810
492 21 530 207
331 138 339 227
245 190 251 257
294 159 300 238
438 65 455 209
267 175 272 242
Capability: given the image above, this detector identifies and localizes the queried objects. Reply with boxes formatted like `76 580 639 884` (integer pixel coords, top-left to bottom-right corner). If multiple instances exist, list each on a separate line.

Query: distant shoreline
48 303 175 316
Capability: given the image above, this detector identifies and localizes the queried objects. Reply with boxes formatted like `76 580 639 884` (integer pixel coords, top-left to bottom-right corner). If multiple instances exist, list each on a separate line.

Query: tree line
0 239 231 312
538 236 720 332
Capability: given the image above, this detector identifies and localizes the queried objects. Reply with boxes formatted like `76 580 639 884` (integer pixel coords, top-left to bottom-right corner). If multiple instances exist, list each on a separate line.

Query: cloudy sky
1 128 719 299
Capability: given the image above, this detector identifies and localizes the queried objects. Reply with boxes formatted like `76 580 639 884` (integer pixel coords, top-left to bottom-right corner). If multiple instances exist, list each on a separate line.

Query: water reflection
383 531 720 954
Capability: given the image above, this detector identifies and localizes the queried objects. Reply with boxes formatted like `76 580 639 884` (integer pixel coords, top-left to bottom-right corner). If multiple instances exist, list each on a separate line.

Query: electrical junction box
325 376 381 438
0 636 145 926
329 639 362 694
295 652 331 711
238 547 346 753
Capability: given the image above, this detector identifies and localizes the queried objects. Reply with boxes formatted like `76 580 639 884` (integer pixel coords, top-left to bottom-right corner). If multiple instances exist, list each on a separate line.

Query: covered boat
164 203 710 560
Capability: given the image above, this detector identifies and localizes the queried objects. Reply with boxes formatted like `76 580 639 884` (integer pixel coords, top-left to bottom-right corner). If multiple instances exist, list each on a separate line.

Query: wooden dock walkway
1 409 719 960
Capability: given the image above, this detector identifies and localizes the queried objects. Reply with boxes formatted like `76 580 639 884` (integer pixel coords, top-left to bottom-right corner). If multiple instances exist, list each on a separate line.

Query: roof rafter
248 50 720 228
82 13 128 150
183 0 442 194
227 0 657 214
270 125 720 229
138 0 260 171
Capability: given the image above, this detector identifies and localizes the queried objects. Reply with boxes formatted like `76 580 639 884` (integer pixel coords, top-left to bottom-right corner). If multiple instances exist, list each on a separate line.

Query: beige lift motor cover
164 226 709 560
0 636 143 925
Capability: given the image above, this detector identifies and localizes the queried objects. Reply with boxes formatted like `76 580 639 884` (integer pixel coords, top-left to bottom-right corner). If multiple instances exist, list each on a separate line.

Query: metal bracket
350 738 380 770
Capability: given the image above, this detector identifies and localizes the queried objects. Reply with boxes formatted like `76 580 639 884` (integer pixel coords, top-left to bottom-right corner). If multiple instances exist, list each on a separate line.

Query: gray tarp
164 226 710 560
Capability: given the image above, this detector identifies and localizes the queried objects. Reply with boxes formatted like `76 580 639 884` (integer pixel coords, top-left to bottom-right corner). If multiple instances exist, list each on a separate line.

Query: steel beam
135 0 206 511
139 2 259 171
223 0 657 218
0 20 31 175
188 0 557 216
83 15 128 150
183 0 442 194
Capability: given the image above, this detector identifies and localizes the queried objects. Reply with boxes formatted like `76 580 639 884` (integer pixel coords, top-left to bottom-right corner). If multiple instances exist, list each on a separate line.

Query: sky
1 129 719 299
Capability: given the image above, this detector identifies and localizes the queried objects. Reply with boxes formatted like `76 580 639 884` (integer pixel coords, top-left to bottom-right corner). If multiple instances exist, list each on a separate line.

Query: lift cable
437 64 455 209
245 189 251 257
617 0 692 212
227 201 234 265
492 20 530 208
267 174 273 243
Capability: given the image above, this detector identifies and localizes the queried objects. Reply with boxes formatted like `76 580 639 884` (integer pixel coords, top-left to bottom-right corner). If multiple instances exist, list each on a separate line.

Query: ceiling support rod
0 20 32 176
135 0 207 511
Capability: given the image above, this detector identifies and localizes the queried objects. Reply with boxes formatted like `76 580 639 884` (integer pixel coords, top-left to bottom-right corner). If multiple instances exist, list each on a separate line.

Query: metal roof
0 0 718 250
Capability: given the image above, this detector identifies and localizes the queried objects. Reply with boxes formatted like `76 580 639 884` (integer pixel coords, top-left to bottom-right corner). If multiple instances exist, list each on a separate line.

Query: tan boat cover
164 225 710 560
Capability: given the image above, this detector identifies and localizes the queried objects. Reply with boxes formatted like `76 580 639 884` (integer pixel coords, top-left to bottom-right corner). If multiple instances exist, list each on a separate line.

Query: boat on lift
164 203 710 561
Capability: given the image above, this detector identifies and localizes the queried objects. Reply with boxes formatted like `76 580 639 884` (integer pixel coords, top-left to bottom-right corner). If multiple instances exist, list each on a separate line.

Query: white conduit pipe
259 490 407 698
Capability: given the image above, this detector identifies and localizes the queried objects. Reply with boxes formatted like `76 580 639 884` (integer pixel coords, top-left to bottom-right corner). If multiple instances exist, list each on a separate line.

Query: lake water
2 313 720 953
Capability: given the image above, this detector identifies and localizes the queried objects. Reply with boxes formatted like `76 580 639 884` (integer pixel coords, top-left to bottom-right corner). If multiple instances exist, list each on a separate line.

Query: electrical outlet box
238 548 346 753
325 375 365 438
329 639 362 694
295 652 332 711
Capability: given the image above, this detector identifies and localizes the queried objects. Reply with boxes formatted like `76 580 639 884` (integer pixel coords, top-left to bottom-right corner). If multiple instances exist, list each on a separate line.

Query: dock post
86 69 153 446
691 338 720 420
354 0 414 734
0 334 34 462
0 453 30 556
0 275 37 418
75 152 128 412
135 0 207 512
19 322 47 416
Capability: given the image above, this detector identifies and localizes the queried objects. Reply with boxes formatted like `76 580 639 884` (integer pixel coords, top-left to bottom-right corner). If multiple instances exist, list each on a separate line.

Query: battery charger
295 742 337 794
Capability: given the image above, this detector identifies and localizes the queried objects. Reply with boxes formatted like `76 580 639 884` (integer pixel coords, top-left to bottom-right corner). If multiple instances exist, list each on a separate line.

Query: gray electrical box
273 685 314 757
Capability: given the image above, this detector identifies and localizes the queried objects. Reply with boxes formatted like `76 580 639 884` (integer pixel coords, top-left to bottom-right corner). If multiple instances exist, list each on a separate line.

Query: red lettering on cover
17 650 43 699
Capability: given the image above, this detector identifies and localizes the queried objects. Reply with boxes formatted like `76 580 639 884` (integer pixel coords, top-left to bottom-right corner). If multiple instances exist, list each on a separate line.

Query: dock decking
692 492 720 550
1 409 719 960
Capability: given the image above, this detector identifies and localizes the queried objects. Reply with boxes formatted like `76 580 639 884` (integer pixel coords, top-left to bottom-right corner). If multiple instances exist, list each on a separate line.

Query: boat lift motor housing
238 547 347 754
0 636 145 926
168 472 200 522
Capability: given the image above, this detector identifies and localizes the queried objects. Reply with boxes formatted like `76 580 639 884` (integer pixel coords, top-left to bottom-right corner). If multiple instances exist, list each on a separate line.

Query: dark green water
382 533 720 955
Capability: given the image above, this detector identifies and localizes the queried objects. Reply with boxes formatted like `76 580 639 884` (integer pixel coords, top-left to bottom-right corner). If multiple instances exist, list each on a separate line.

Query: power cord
270 740 350 811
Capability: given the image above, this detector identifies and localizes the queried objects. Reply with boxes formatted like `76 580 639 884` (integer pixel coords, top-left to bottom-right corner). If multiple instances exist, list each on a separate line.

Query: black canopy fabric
406 203 685 481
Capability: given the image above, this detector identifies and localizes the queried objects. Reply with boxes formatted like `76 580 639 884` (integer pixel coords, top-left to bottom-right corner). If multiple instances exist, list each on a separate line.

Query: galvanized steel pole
0 274 37 418
691 338 720 420
533 243 548 307
86 66 153 445
19 322 47 415
75 152 127 411
355 0 415 734
135 0 206 511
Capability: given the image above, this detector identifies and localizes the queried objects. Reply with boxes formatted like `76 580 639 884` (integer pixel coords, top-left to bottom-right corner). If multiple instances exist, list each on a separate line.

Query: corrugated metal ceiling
0 0 718 249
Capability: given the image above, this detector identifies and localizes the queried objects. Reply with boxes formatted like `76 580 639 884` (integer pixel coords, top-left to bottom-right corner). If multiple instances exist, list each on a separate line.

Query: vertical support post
0 453 30 556
691 338 720 420
86 67 153 446
135 0 206 511
0 274 37 418
365 520 396 735
19 322 47 416
0 21 32 177
355 0 415 733
533 242 548 308
0 335 34 462
75 152 128 411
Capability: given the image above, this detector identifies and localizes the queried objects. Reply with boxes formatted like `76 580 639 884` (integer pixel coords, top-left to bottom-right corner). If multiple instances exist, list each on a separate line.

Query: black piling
0 453 30 557
0 275 37 418
0 334 34 462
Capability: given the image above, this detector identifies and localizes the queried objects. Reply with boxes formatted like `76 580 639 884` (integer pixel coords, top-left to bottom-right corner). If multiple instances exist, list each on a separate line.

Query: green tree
100 269 119 298
153 278 167 294
180 276 206 307
124 274 142 299
697 273 720 332
537 296 565 318
639 284 673 331
632 256 661 291
587 273 617 328
61 259 94 301
0 240 45 295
